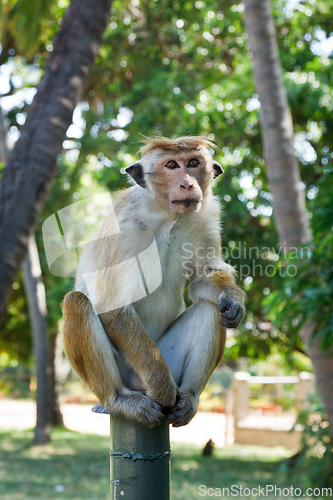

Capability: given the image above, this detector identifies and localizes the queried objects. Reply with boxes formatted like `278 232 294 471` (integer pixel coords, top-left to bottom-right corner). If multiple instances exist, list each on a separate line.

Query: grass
0 428 110 500
170 443 304 499
0 428 309 499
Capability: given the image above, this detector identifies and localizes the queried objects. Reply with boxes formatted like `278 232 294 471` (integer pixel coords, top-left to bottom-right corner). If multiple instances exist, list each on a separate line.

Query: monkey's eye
166 160 179 169
187 159 199 168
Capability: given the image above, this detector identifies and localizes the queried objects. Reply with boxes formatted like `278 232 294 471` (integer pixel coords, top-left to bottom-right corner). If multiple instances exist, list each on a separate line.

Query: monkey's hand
219 286 245 328
163 390 199 427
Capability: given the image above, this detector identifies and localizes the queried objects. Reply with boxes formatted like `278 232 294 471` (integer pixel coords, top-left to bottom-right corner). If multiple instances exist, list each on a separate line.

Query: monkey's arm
162 267 244 427
99 308 178 408
189 267 246 328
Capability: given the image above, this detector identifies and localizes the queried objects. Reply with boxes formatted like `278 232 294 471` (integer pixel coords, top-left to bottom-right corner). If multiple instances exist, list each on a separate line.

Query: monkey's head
125 136 223 215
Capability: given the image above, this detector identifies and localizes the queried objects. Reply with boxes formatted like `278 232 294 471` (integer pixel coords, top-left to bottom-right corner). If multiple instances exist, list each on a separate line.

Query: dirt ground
0 399 234 446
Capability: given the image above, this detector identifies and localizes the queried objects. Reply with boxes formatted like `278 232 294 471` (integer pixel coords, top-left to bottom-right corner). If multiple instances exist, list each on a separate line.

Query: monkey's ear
125 162 147 188
213 162 224 178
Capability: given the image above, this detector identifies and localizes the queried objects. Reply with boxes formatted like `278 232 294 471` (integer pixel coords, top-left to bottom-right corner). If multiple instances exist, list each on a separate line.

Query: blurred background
0 0 332 498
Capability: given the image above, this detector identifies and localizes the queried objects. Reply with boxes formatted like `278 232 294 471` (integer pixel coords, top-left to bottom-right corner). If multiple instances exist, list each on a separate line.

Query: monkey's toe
113 391 164 427
137 398 164 427
164 391 198 427
91 402 110 414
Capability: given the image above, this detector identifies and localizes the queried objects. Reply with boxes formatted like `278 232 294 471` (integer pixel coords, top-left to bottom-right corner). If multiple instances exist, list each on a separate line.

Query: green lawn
0 428 309 499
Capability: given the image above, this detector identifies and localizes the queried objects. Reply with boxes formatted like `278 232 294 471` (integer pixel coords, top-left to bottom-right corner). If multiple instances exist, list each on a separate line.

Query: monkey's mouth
171 198 201 208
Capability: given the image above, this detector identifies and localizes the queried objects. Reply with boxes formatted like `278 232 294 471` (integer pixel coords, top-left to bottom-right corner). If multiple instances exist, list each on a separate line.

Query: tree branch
0 0 113 323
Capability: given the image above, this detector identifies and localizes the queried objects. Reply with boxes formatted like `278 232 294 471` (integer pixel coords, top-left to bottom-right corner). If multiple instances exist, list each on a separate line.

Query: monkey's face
155 152 208 214
152 149 223 215
126 148 223 216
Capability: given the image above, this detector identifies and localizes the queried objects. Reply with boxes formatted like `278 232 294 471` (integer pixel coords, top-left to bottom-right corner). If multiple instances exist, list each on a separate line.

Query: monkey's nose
180 180 194 191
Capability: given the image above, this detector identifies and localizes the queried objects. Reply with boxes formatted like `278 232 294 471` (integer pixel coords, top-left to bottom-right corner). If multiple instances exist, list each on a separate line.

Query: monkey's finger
218 297 234 313
220 296 245 315
134 399 165 427
162 391 181 415
220 306 245 328
221 306 244 322
165 410 188 427
167 409 193 427
164 392 196 427
220 318 238 328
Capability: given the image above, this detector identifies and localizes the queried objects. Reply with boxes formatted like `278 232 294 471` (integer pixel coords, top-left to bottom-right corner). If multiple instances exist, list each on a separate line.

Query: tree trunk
244 0 333 433
243 0 311 249
49 329 64 427
1 101 64 438
0 105 8 162
23 235 51 444
0 0 113 323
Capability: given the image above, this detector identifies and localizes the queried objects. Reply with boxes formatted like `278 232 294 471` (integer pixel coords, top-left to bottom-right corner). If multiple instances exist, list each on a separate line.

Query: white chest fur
132 219 189 341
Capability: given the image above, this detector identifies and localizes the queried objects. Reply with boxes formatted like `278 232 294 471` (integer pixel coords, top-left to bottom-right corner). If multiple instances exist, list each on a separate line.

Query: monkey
63 136 245 428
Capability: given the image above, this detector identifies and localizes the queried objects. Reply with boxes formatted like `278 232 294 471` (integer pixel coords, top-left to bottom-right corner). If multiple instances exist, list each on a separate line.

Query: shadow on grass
170 442 307 499
0 428 110 500
0 429 306 500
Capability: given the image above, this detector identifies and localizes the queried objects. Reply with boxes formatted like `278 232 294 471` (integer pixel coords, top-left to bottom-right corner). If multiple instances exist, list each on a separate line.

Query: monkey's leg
63 291 164 426
98 307 178 408
157 300 226 427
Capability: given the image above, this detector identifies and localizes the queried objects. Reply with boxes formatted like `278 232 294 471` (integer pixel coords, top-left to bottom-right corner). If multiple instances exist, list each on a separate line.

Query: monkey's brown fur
63 136 245 427
139 136 218 156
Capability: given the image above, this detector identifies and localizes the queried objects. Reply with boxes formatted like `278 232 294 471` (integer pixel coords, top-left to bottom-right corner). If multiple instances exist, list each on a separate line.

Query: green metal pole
109 414 170 500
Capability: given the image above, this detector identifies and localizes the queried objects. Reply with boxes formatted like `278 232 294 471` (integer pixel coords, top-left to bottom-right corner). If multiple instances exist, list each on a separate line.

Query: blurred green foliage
264 168 333 351
0 0 67 61
0 0 333 372
291 395 333 489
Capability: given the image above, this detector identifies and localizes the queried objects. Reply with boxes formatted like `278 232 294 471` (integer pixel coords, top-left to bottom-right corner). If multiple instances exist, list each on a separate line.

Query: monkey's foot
164 390 199 427
91 403 111 414
93 391 164 427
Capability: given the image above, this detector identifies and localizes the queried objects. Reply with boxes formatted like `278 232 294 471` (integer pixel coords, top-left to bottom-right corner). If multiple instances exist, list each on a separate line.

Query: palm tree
243 0 333 432
0 0 113 321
